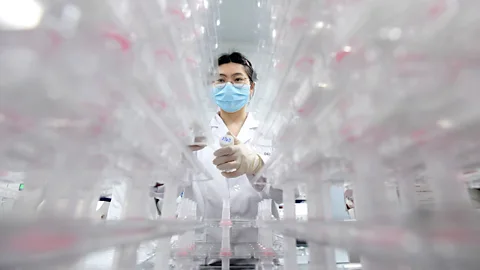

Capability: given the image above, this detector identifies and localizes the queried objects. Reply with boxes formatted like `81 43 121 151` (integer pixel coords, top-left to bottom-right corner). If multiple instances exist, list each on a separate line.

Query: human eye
234 77 246 83
216 78 226 83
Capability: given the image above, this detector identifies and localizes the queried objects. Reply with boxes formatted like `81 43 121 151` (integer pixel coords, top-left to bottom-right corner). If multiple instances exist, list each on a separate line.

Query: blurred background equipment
1 0 480 269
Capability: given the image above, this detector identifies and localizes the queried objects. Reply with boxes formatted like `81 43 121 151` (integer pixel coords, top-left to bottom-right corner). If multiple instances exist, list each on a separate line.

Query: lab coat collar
210 112 259 144
210 112 259 129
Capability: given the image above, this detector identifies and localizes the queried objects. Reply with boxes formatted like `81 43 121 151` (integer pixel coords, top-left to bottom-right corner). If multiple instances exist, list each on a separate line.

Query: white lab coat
159 113 283 243
107 113 283 249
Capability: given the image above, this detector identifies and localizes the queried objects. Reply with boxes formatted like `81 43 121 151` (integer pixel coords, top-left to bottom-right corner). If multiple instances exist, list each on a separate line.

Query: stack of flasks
1 0 480 270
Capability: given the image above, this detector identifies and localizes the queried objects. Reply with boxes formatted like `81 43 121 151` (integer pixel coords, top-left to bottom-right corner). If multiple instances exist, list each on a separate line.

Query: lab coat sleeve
245 151 284 204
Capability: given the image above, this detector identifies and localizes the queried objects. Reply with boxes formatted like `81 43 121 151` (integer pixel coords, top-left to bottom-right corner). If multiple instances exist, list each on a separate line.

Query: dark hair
217 52 258 82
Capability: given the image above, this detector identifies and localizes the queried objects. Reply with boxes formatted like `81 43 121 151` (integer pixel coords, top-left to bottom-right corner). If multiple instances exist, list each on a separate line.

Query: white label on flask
220 135 234 147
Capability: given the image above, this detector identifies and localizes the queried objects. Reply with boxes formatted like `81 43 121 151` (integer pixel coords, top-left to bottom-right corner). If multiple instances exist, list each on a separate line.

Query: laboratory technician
184 51 284 229
107 52 284 260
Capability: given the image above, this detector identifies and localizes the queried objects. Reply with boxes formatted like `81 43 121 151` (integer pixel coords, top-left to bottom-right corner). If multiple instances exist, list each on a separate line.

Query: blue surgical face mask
212 82 251 113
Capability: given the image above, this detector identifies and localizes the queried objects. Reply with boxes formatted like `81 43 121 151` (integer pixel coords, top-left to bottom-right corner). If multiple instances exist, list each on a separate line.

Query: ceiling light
437 119 453 129
0 0 44 30
272 29 277 38
216 19 220 26
314 21 325 29
343 46 352 52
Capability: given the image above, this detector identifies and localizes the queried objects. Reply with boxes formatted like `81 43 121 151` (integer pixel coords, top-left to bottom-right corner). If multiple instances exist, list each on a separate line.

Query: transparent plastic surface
265 209 480 270
0 0 215 269
2 0 480 269
0 218 199 269
250 1 480 270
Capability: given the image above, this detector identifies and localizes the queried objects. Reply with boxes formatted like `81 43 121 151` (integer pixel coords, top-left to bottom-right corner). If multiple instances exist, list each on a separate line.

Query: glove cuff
251 154 264 174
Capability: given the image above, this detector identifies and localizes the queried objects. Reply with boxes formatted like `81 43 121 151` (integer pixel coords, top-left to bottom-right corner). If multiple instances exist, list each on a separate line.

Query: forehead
218 62 247 76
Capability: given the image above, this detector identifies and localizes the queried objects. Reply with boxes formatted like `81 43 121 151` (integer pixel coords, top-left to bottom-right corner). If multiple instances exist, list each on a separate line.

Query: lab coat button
232 184 241 192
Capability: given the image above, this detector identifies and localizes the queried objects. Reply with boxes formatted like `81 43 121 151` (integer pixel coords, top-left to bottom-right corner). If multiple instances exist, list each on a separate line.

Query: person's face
215 62 255 97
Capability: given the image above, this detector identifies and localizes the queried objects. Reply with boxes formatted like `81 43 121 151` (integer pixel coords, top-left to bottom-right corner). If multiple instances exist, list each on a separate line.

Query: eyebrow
218 72 246 77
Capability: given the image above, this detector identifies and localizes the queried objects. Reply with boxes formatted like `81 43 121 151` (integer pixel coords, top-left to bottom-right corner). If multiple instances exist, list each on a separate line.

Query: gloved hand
212 132 264 178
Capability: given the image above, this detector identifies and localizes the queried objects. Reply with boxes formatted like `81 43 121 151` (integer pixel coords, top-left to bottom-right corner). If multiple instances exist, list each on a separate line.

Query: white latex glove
212 132 264 178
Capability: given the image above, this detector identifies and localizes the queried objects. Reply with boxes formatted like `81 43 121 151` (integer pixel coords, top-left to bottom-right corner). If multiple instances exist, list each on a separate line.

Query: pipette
219 198 232 270
217 134 235 270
